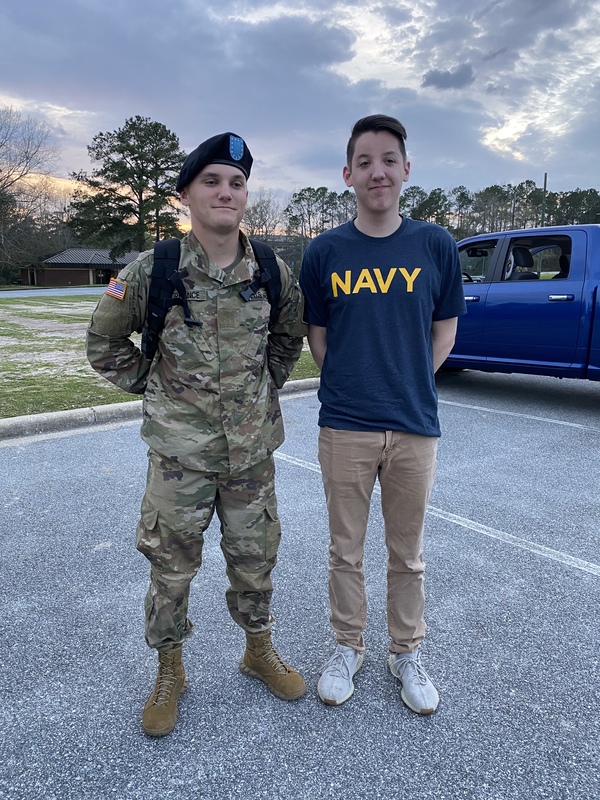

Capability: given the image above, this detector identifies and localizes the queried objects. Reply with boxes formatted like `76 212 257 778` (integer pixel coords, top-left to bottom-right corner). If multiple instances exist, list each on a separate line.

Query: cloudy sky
1 0 599 196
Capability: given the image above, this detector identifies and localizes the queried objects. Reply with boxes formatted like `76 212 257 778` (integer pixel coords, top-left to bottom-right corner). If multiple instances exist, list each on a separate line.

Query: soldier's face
180 164 248 235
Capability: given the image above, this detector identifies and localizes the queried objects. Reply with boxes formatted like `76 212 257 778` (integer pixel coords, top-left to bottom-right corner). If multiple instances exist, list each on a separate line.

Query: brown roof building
21 248 140 287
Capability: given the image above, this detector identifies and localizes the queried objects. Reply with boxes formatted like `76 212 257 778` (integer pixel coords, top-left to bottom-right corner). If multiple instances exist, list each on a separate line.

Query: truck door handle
464 296 480 302
547 294 575 301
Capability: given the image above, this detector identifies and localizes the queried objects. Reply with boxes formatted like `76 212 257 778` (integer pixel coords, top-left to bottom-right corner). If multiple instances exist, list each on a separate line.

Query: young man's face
180 164 248 236
343 130 410 216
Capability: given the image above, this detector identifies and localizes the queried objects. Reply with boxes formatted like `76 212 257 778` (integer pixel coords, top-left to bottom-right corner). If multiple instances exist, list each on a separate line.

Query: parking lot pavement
1 376 599 800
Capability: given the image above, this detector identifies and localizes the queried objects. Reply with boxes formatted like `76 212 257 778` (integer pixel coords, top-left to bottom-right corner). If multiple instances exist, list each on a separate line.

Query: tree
449 185 473 238
470 184 512 233
242 187 283 237
0 106 57 195
333 190 357 226
554 188 600 226
68 116 186 257
409 188 452 227
284 187 333 240
0 190 20 282
0 106 60 283
399 186 427 218
0 176 78 284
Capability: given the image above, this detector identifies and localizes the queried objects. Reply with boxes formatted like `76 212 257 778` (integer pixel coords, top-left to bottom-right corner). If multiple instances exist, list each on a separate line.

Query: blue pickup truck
445 224 600 380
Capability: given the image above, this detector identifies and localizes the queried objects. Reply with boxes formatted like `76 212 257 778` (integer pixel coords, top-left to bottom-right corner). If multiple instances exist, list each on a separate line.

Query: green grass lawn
0 295 319 419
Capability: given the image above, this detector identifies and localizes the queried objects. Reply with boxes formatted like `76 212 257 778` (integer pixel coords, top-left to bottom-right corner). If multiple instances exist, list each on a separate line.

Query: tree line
1 109 599 284
268 182 600 242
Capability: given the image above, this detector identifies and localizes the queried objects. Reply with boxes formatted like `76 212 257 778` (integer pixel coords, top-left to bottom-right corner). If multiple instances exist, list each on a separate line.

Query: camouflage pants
136 449 280 652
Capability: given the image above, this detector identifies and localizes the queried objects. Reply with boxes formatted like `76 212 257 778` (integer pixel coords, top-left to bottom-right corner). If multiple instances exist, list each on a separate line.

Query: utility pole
540 172 547 227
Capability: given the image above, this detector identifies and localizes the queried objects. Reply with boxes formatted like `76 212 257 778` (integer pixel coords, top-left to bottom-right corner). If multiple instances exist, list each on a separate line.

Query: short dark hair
346 114 408 166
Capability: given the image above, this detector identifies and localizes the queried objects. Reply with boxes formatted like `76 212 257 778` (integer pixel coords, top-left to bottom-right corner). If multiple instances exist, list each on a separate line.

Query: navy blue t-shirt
300 217 466 436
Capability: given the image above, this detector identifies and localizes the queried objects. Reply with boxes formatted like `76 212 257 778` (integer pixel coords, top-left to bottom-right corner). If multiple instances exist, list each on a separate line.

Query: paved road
1 374 599 800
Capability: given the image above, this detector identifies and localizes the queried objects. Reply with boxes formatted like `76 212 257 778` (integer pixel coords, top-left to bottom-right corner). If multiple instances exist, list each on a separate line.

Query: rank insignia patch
106 278 127 300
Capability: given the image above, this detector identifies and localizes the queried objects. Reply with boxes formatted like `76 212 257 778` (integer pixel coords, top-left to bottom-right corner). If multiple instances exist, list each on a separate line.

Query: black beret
176 132 253 191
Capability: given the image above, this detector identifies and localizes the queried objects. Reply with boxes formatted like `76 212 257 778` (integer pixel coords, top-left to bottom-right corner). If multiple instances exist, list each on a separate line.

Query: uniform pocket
140 496 159 529
240 298 270 362
160 306 216 365
243 330 269 362
135 496 160 557
263 495 281 562
220 491 281 566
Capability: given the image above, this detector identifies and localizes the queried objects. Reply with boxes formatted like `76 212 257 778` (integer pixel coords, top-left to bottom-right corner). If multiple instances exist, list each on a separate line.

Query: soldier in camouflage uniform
86 132 307 737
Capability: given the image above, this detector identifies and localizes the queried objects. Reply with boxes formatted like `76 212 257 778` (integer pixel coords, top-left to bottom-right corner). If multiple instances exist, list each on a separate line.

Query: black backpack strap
142 238 202 361
143 237 282 362
243 239 282 326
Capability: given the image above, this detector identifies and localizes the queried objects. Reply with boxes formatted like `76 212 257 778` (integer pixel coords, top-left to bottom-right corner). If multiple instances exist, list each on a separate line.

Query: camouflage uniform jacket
86 232 306 475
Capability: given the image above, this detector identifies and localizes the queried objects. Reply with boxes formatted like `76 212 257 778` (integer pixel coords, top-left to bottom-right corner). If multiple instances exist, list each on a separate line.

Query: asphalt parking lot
1 372 599 800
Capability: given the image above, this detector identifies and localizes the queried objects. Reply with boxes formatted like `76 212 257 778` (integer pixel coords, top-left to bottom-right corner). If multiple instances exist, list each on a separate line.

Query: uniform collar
184 230 255 285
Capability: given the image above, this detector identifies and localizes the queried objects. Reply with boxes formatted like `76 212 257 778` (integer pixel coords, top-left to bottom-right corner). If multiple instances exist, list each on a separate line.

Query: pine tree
68 116 186 258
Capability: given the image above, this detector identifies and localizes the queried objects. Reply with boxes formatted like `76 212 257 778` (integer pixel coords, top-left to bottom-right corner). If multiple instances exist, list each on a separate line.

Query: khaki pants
318 427 438 654
136 450 280 652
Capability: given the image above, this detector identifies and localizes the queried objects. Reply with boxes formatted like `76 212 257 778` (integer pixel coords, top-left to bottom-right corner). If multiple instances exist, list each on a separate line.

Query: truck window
459 240 498 282
502 235 572 281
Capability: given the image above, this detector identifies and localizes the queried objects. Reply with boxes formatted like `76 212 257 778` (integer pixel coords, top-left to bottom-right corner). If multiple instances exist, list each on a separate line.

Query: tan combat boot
142 646 188 736
239 631 306 700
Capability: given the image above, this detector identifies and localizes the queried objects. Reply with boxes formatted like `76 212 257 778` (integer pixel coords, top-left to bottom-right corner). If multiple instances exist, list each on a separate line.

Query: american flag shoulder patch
106 278 127 300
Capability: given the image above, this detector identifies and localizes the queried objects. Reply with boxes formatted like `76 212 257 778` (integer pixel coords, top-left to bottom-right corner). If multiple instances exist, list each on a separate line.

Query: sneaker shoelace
321 651 351 680
396 656 429 685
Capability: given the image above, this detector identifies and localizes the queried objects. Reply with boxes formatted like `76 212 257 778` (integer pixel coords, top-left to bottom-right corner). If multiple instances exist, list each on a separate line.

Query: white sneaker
318 644 364 706
388 650 439 714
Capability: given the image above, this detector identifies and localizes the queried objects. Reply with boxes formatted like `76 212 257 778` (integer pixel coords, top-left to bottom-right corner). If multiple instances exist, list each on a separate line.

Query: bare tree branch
0 106 58 194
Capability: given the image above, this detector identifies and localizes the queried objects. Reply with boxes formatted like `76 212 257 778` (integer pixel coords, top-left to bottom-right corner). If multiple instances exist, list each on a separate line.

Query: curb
0 378 320 441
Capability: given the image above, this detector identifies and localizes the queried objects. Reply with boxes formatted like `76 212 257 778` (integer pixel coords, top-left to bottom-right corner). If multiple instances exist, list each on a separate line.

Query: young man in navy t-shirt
300 114 466 714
